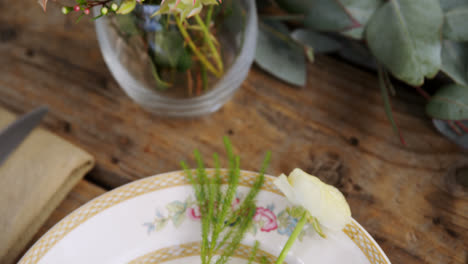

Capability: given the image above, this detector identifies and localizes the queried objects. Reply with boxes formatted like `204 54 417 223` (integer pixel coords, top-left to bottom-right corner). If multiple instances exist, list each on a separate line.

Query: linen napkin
0 108 95 264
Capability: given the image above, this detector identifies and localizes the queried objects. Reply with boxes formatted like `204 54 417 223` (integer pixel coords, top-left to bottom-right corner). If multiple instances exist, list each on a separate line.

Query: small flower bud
84 8 90 15
74 5 81 12
101 6 109 15
61 6 73 14
111 3 119 11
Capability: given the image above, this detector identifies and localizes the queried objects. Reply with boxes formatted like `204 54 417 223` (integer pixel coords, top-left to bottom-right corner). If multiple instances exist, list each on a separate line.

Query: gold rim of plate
128 242 278 263
19 170 391 264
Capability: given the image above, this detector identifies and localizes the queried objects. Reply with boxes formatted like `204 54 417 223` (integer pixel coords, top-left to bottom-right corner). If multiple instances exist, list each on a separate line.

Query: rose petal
275 169 352 232
317 183 351 230
274 174 299 205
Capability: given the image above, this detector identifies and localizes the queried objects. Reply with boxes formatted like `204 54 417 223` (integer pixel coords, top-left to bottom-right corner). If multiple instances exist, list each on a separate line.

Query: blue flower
277 211 299 237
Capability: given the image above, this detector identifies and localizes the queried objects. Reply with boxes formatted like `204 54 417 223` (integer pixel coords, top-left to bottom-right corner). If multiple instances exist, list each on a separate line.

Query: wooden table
1 1 467 263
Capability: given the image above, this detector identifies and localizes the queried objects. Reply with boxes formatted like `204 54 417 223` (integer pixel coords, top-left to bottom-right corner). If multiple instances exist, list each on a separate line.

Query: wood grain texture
1 1 467 263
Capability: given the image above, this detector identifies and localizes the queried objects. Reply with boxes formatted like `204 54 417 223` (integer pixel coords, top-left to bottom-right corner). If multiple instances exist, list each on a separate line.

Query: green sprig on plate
181 137 352 263
181 137 271 263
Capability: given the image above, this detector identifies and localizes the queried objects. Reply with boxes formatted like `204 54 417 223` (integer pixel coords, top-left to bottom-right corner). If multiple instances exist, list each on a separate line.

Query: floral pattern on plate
144 194 319 240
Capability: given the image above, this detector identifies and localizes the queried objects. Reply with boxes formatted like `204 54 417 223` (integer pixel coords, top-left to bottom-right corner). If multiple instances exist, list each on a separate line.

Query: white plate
20 170 391 264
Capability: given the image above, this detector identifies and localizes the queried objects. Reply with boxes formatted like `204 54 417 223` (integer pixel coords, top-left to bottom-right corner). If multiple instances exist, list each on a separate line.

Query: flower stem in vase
205 5 214 25
201 64 208 91
195 14 224 73
174 15 221 78
275 210 308 264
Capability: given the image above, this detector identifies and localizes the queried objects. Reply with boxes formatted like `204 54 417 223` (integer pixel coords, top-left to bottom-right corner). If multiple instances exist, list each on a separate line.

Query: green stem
186 25 204 31
195 14 224 73
201 64 208 91
175 16 221 78
275 211 308 264
205 5 214 25
248 241 260 264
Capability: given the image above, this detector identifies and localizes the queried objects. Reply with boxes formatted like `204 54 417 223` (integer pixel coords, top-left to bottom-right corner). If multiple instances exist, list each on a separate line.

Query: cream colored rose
274 168 352 231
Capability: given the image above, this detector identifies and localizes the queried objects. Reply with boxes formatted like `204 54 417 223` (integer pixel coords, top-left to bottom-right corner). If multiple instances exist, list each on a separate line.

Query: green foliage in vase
180 137 272 264
43 0 227 96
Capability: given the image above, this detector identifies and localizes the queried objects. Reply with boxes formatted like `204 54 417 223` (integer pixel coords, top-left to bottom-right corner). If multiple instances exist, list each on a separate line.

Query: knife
0 106 48 167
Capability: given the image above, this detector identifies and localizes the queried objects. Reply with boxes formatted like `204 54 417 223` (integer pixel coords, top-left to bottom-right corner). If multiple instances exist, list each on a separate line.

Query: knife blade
0 106 48 167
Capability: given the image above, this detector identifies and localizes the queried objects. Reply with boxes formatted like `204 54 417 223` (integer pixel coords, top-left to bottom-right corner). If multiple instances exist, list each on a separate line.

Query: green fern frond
194 150 211 264
181 137 271 264
215 201 257 264
211 155 240 251
227 151 271 224
248 241 260 264
213 153 222 211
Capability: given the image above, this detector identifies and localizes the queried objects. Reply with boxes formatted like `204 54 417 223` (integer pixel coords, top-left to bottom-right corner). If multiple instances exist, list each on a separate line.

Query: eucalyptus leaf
426 84 468 120
220 0 245 37
264 19 289 34
275 0 359 31
304 0 358 32
440 0 468 41
255 22 306 87
441 40 468 86
440 0 468 11
275 0 312 14
291 29 342 54
366 0 443 86
443 8 468 41
433 119 468 149
340 0 384 39
256 0 275 10
342 28 364 39
338 40 377 70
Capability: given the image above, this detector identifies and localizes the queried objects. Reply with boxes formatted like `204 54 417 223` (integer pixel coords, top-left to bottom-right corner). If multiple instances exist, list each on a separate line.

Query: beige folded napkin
0 108 95 264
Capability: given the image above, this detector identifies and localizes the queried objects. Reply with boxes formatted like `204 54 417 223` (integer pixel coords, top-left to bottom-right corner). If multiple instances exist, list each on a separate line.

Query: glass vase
94 0 258 117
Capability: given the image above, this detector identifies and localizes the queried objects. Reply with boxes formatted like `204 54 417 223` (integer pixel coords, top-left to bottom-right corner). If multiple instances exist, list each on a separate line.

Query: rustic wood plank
2 2 467 264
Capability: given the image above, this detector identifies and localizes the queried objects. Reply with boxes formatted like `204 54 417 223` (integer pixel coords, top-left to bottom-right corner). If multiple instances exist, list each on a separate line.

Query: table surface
2 1 467 264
